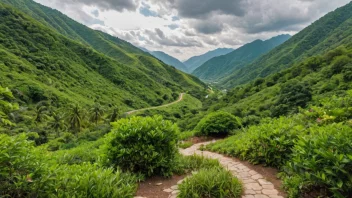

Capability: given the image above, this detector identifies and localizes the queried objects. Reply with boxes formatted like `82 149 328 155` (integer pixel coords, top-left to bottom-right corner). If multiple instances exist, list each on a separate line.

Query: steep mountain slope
192 35 291 82
0 3 205 111
209 45 352 121
149 51 188 72
184 48 233 72
0 0 204 90
220 2 352 88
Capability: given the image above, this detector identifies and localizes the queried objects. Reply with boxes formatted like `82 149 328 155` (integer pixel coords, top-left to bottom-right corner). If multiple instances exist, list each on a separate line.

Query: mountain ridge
184 48 234 72
192 34 291 82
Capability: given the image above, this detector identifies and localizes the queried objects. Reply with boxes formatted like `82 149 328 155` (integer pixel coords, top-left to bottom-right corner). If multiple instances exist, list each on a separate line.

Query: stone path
175 141 285 198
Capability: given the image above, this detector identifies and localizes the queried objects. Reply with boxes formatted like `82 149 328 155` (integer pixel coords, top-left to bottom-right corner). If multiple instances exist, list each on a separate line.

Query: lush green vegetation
0 1 205 110
193 35 290 82
207 91 352 197
103 116 179 177
184 48 234 73
0 134 138 198
178 167 242 198
194 111 240 136
220 2 352 88
210 46 352 122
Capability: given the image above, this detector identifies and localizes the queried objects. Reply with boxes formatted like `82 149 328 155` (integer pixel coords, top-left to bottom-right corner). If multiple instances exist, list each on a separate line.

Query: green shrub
103 115 179 177
48 163 138 198
179 130 195 141
0 134 138 198
207 117 307 167
282 124 352 198
0 134 46 197
179 141 193 149
178 167 242 198
172 155 220 175
194 111 240 136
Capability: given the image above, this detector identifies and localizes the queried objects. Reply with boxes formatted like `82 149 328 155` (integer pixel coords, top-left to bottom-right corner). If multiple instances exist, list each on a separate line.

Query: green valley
1 0 352 198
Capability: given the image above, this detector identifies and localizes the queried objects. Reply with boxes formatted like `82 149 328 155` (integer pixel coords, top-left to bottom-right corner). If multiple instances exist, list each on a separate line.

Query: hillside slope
184 48 234 72
0 3 205 111
192 35 291 82
0 0 204 92
149 51 188 72
220 2 352 88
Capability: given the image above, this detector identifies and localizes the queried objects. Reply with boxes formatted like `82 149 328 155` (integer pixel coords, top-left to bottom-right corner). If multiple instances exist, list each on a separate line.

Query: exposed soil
136 175 186 198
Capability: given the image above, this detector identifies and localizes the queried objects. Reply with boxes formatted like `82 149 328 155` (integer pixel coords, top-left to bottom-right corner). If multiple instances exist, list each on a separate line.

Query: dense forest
1 0 352 198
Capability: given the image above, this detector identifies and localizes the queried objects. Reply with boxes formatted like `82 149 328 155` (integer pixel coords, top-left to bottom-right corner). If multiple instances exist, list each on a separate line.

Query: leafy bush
103 115 179 177
178 167 242 198
207 117 307 167
0 134 138 198
194 111 240 136
172 155 221 175
48 163 138 198
0 134 46 197
282 124 352 198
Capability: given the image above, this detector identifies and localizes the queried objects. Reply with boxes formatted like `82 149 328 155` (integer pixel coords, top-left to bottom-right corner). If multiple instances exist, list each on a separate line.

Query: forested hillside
220 2 352 88
0 2 205 111
184 48 233 72
192 35 290 82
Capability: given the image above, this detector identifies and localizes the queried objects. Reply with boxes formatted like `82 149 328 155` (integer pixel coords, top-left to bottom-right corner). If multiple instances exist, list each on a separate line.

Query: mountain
220 2 352 88
192 35 291 82
148 51 188 72
184 48 234 72
0 1 205 111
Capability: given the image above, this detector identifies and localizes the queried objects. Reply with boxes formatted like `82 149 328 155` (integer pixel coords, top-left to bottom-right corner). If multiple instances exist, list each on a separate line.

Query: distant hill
220 2 352 88
0 1 205 111
184 48 234 72
192 35 291 82
147 50 188 72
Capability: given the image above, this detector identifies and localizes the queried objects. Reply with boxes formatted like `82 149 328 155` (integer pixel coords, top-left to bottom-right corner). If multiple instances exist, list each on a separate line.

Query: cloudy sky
34 0 350 61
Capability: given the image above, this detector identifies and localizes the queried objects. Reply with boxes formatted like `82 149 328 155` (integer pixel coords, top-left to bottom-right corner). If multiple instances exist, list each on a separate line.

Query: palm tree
48 112 66 137
90 104 104 125
109 107 120 123
68 105 82 136
34 102 48 123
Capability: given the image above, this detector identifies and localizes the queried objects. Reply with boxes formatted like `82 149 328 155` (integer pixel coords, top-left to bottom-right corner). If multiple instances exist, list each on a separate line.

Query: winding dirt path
126 93 185 115
175 141 285 198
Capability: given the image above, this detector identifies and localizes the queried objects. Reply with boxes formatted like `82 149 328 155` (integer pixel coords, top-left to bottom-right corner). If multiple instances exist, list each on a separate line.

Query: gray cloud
154 0 246 18
193 21 224 34
65 0 139 11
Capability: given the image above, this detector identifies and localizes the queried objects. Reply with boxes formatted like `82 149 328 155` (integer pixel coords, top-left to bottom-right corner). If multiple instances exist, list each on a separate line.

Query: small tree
48 112 66 137
109 107 120 123
68 105 82 135
89 104 104 125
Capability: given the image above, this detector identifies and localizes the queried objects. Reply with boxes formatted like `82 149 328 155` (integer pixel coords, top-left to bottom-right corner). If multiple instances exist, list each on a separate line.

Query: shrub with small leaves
178 167 242 198
194 111 240 136
282 124 352 198
103 115 179 177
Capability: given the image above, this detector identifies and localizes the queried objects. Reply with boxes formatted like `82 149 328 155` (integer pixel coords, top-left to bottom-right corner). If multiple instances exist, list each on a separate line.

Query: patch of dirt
188 136 223 144
136 175 186 198
235 159 287 197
